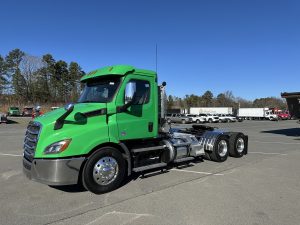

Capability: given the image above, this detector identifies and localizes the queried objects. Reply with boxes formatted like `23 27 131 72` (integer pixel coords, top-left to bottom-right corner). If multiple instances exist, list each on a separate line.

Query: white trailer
237 108 278 120
190 107 233 115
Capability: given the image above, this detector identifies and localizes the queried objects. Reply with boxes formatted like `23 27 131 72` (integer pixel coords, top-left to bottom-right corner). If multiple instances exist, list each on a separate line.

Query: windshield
11 107 19 110
78 76 121 103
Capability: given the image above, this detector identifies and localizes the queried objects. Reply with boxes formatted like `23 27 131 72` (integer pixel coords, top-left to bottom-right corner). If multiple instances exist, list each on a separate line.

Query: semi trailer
190 107 233 115
237 108 278 120
23 65 248 194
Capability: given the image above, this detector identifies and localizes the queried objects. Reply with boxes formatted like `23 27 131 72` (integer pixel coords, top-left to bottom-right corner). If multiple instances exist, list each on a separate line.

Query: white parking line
251 140 300 145
249 152 287 156
171 168 224 176
0 153 22 157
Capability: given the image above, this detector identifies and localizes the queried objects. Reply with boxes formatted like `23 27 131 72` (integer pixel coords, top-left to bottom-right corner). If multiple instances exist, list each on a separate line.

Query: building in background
281 92 300 119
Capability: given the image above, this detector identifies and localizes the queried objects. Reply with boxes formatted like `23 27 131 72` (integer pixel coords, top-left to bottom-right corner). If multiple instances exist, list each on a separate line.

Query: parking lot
1 118 300 225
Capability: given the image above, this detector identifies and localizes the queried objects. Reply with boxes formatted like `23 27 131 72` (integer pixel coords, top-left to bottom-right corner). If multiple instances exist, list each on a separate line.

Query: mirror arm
117 93 137 113
117 101 132 113
54 109 73 130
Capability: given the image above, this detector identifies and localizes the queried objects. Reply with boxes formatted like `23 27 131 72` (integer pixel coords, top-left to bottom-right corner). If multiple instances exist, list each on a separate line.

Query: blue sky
0 0 299 100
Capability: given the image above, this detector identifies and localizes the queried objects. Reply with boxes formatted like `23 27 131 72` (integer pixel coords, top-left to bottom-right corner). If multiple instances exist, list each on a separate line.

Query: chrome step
132 162 167 172
131 145 166 153
174 157 194 163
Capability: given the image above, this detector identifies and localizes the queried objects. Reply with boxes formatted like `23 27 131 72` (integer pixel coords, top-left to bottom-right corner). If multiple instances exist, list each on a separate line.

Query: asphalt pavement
0 118 300 225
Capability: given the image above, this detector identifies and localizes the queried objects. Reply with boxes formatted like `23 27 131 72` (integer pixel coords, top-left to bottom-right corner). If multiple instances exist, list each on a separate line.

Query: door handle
148 122 153 132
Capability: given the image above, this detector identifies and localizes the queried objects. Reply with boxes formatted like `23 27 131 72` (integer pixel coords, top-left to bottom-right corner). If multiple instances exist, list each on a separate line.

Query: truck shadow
6 119 19 124
49 184 87 193
261 128 300 137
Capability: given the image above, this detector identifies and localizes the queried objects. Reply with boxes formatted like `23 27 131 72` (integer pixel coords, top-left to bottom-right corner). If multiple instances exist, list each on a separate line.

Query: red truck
271 108 290 120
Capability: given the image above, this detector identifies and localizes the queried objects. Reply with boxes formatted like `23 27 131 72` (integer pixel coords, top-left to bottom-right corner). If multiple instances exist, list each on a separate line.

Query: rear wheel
82 147 126 194
196 119 200 124
208 137 229 162
229 133 247 157
208 118 213 123
181 119 186 124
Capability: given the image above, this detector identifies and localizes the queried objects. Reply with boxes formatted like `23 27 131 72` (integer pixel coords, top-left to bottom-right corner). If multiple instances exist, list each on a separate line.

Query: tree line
0 49 286 111
0 49 85 105
167 90 287 111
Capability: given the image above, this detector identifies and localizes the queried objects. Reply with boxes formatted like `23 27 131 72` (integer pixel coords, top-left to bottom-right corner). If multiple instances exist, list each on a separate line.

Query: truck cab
23 65 248 194
8 106 21 116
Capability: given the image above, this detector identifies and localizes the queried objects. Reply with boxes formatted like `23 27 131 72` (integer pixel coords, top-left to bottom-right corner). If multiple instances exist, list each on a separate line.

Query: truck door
116 76 157 140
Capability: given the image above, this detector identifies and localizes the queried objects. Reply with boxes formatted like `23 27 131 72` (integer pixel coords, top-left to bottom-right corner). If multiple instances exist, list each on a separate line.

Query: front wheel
208 118 213 123
181 119 186 124
82 147 126 194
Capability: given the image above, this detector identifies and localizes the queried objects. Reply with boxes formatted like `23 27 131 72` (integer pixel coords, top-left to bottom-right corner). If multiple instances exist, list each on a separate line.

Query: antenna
155 44 158 73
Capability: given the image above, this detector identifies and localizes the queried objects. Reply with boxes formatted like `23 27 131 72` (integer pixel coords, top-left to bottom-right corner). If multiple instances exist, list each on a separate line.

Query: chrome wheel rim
218 140 228 157
93 157 119 185
236 138 245 153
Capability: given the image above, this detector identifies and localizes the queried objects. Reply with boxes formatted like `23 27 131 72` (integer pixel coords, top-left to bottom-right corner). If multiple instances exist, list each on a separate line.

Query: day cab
23 65 160 193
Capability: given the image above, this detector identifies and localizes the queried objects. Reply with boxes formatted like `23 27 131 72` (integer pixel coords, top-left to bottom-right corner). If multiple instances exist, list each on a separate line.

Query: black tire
229 133 246 158
208 137 229 162
82 147 126 194
203 151 211 160
196 119 200 124
208 118 213 123
167 119 171 124
181 119 186 124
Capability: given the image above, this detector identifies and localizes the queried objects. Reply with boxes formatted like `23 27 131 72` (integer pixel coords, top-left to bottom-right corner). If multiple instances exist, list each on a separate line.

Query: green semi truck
23 65 248 194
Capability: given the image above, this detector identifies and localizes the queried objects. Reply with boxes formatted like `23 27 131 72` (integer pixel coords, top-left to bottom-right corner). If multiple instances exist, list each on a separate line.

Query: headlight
44 139 72 154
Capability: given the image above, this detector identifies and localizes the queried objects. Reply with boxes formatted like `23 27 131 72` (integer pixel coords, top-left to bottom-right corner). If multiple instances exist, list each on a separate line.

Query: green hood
35 103 107 127
33 103 109 158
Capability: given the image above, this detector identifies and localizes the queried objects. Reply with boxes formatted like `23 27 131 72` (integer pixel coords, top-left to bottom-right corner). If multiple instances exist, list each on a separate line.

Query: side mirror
125 81 136 104
64 103 74 112
117 81 138 113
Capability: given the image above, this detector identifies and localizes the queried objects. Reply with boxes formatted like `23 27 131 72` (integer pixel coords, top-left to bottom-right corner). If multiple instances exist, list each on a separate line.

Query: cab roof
81 65 156 82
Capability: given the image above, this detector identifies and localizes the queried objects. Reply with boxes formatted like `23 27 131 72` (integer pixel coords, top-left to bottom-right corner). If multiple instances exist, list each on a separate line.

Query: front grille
23 122 41 163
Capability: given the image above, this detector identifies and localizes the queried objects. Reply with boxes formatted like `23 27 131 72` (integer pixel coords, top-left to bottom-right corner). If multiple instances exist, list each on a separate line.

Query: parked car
0 112 8 123
32 106 43 118
51 106 59 111
186 114 205 124
166 113 193 124
201 114 219 123
277 112 290 120
225 114 237 122
236 116 243 122
217 114 228 123
7 107 21 116
22 106 34 117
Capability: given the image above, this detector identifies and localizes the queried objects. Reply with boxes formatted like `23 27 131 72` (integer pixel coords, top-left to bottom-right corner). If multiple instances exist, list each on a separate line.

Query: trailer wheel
229 133 246 158
208 137 229 162
82 147 126 194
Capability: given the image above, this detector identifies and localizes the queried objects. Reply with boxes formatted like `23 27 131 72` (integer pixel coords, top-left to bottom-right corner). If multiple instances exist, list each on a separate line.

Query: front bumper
23 156 85 185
